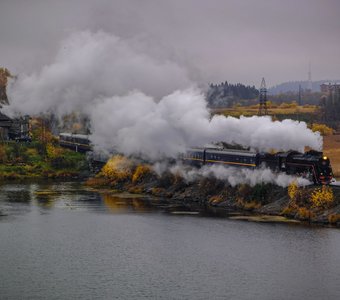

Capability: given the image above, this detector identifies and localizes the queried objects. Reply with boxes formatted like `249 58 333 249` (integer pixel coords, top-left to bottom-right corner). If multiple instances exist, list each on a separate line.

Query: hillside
268 80 340 95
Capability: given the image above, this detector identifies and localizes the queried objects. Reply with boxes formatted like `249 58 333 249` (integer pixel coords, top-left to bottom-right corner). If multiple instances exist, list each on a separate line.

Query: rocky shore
86 156 340 227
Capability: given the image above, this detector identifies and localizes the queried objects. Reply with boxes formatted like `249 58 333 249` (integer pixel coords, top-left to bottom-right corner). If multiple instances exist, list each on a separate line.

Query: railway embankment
86 155 340 227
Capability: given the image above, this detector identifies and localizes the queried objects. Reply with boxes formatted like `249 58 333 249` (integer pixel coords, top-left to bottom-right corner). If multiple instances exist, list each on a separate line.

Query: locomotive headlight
323 156 328 160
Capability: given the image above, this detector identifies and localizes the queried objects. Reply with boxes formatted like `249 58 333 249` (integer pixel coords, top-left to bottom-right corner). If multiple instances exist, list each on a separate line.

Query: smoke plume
5 30 192 116
89 89 322 158
5 30 322 160
167 163 311 187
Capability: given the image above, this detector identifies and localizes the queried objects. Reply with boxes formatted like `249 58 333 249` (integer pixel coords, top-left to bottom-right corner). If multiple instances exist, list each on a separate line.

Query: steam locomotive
183 147 333 185
57 131 333 185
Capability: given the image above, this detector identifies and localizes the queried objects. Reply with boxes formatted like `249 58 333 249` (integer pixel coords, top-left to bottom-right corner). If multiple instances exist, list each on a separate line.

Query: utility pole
307 61 312 92
298 84 302 106
258 77 268 116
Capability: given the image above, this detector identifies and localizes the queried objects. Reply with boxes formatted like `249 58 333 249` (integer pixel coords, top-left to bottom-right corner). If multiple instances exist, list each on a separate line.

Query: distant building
0 111 30 141
0 111 12 140
320 82 340 94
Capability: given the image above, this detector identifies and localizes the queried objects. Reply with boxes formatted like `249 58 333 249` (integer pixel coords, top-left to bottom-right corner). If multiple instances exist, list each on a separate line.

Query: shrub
0 144 7 163
101 155 133 181
287 181 311 207
311 123 333 136
297 207 315 221
310 186 334 209
46 143 63 158
288 181 298 201
328 214 340 224
132 165 152 183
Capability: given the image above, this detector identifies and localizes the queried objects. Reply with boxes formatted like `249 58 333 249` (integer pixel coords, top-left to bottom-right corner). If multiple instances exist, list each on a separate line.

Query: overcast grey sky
0 0 339 87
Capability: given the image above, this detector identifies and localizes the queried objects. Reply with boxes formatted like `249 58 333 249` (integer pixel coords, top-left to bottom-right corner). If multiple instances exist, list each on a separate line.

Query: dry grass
297 207 315 221
208 195 224 205
236 198 261 210
212 104 318 118
323 135 340 178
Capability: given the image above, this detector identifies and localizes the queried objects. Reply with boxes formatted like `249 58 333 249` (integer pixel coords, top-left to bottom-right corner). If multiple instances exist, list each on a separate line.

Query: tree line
206 82 259 108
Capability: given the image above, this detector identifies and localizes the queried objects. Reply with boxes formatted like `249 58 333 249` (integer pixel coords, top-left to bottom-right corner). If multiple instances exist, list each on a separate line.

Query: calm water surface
0 181 340 300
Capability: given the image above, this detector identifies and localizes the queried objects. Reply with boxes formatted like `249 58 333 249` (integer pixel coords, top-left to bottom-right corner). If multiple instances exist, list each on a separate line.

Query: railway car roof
59 133 89 139
206 149 257 157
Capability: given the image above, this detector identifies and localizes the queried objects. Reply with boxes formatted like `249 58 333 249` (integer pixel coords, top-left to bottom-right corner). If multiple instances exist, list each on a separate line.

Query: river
0 181 339 299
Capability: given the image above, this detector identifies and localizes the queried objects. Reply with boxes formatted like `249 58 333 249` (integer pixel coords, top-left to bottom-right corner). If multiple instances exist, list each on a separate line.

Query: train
58 132 333 185
59 133 92 152
183 147 333 185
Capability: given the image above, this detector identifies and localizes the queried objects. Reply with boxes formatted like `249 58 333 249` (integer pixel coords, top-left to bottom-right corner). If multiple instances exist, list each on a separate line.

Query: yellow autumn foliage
46 143 63 158
101 155 133 180
310 186 334 209
288 181 298 201
132 165 152 183
311 123 333 136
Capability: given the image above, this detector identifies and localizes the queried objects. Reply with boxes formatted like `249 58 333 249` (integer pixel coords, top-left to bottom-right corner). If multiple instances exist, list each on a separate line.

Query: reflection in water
102 193 155 213
0 181 188 215
35 193 56 208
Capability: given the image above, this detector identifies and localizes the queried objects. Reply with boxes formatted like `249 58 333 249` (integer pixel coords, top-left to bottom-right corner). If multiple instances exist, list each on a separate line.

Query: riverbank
85 155 340 227
0 141 89 179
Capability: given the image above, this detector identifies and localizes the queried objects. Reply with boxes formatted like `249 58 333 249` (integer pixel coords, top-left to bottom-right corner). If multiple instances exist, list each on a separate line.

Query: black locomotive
183 147 333 185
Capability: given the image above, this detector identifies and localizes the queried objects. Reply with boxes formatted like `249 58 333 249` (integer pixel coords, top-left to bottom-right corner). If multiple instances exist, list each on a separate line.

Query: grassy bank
0 141 88 179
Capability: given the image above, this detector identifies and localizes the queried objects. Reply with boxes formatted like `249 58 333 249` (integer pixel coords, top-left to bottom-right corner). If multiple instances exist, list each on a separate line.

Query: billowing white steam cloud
167 164 311 187
5 30 322 160
89 89 322 157
6 30 192 116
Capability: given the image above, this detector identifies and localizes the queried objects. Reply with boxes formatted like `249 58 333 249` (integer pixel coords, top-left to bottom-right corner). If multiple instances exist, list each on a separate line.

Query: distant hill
268 80 340 95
